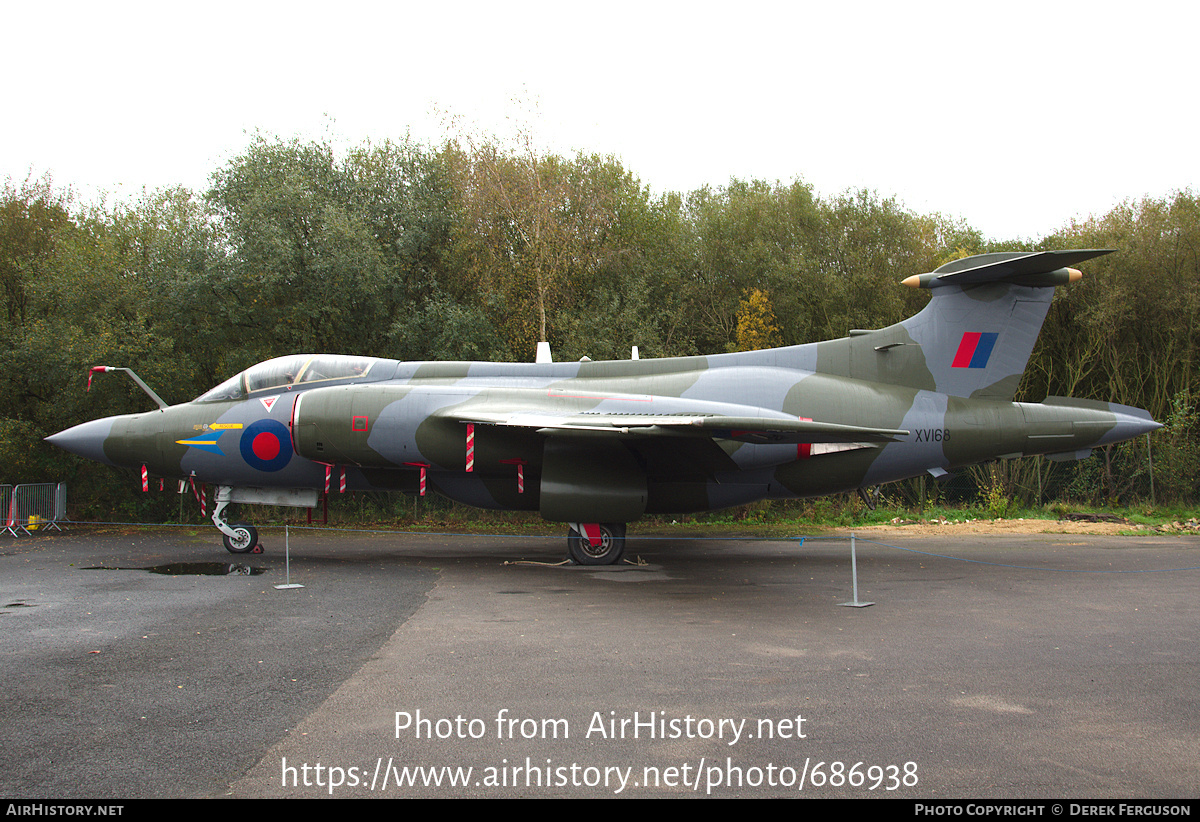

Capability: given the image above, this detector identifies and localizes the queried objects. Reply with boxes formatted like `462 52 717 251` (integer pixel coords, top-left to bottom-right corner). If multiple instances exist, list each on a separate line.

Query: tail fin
816 250 1111 400
903 250 1111 400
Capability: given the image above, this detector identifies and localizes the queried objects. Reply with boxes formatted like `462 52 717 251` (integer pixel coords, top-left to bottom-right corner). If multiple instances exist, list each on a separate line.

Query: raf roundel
239 419 292 472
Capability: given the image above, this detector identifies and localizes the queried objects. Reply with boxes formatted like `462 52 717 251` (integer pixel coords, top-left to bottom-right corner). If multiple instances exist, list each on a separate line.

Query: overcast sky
5 0 1196 240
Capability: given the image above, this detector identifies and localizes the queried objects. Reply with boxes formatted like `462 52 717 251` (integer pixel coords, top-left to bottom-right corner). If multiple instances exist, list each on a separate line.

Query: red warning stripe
797 417 812 460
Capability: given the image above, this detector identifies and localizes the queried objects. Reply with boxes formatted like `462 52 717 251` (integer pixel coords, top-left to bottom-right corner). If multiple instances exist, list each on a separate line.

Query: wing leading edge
444 408 907 444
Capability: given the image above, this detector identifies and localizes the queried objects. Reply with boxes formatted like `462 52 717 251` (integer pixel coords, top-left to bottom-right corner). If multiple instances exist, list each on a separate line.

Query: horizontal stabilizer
903 249 1113 289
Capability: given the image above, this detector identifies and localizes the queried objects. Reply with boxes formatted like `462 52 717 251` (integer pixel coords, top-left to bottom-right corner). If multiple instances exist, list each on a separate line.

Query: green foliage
982 466 1012 519
1028 191 1200 418
444 138 653 359
204 134 458 366
0 418 48 483
1147 392 1200 502
0 176 74 328
389 289 510 362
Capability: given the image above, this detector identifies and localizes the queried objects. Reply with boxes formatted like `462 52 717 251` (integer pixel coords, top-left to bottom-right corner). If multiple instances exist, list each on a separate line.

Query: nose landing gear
212 488 263 554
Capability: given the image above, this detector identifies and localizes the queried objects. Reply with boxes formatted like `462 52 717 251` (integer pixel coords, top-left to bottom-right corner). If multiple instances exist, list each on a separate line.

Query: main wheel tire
223 523 259 554
567 523 626 566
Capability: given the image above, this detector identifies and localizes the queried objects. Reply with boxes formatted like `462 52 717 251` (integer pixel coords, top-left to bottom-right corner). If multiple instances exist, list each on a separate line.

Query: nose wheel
222 523 261 554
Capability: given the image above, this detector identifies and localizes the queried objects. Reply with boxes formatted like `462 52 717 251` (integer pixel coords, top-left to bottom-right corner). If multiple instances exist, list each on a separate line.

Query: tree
446 136 637 359
731 288 781 351
206 134 456 366
0 176 73 328
1032 191 1200 417
679 178 822 352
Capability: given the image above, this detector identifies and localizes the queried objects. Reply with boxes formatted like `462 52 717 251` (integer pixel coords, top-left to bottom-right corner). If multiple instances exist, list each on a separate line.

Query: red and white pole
404 462 429 496
501 458 527 493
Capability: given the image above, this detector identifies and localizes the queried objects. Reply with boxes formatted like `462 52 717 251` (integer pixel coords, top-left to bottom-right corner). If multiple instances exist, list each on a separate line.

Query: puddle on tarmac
84 563 265 576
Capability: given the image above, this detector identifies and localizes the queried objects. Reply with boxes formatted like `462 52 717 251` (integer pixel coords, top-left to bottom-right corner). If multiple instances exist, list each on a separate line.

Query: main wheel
223 522 259 554
567 523 626 566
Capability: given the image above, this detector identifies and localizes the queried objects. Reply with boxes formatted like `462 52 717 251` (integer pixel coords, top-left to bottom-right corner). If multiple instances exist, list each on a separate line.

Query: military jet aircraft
47 249 1160 564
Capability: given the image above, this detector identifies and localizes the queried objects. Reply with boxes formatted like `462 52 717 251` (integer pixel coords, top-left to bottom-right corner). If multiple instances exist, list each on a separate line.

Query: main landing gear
567 523 626 565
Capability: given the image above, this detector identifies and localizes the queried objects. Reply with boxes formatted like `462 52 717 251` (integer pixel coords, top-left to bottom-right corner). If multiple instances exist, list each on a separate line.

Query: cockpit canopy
195 355 386 402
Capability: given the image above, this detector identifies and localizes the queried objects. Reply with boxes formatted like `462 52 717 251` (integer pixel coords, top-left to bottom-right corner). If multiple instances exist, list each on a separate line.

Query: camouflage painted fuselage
50 250 1159 527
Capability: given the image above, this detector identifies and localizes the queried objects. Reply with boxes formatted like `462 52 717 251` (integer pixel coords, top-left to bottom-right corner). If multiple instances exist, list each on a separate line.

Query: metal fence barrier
3 483 67 536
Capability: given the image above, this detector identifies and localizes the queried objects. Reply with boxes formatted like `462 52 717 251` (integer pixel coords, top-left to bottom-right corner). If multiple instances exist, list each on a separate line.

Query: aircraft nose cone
1101 407 1163 446
45 418 118 465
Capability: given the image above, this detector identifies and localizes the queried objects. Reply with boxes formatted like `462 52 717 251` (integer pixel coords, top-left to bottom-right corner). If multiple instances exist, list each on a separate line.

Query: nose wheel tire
223 523 259 554
567 523 626 565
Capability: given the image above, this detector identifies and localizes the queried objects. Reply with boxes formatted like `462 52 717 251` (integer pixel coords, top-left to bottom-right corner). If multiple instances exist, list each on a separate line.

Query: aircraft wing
445 408 907 444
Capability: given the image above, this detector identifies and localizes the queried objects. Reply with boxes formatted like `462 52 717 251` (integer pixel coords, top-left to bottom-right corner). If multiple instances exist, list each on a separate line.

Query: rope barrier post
841 531 875 608
275 524 304 590
1147 432 1155 506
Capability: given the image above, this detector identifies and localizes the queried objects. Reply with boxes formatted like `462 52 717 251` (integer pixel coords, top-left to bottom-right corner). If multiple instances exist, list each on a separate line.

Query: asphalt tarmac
1 525 1197 799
